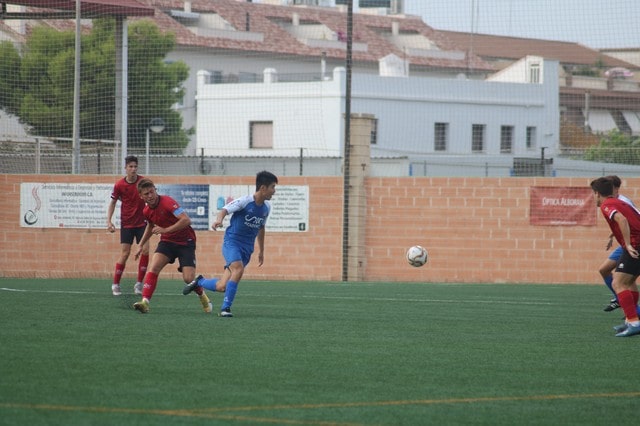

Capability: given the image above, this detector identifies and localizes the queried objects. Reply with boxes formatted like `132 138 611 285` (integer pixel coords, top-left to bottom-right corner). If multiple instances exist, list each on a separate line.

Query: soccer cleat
603 298 620 312
112 284 122 296
613 323 628 333
133 299 150 314
183 275 203 295
218 307 233 317
199 293 212 313
615 322 640 337
134 282 143 295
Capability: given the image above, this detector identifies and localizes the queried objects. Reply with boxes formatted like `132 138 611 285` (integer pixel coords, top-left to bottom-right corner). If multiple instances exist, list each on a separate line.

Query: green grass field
0 278 638 425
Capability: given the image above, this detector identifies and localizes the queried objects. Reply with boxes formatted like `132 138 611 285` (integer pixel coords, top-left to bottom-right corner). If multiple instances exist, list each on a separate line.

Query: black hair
125 155 139 165
605 175 622 188
590 177 614 197
256 170 278 191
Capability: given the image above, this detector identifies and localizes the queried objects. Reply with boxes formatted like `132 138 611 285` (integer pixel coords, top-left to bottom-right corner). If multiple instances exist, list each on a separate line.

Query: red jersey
600 197 640 249
111 175 146 228
143 195 196 246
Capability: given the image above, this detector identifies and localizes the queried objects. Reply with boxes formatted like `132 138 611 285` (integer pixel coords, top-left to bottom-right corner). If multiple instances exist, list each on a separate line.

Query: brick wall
1 174 629 285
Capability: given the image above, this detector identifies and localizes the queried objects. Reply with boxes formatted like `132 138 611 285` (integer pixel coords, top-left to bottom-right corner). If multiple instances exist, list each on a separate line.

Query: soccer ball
406 245 428 267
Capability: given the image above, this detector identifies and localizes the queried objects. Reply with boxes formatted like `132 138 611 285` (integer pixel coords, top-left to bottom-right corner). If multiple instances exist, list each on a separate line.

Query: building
196 58 559 164
440 30 640 139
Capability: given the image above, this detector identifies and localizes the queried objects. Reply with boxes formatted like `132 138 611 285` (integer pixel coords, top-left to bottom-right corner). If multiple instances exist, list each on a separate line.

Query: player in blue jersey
183 171 278 317
598 176 640 312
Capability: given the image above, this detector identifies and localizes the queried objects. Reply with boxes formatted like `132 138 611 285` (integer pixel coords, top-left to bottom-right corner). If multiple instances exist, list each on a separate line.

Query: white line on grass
0 287 557 305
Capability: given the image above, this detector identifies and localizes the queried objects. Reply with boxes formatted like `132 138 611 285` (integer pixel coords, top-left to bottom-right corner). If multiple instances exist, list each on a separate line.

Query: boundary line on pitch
0 286 557 306
2 391 640 424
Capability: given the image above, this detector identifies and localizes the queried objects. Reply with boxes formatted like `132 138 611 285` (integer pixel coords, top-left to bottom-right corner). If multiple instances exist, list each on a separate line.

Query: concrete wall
0 174 626 285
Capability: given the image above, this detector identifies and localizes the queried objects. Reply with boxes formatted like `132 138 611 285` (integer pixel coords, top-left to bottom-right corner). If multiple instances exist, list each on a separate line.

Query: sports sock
142 272 158 300
113 263 124 285
603 275 616 299
137 254 149 283
200 277 219 292
221 280 238 310
617 290 640 321
632 291 640 317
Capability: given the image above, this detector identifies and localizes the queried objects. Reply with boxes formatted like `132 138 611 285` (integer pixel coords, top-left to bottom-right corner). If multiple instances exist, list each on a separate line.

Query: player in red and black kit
132 178 211 314
591 177 640 337
106 155 149 296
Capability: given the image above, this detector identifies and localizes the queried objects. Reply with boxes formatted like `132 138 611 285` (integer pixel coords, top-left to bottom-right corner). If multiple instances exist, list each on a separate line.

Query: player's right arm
212 209 228 230
106 198 117 233
135 222 154 259
613 212 639 258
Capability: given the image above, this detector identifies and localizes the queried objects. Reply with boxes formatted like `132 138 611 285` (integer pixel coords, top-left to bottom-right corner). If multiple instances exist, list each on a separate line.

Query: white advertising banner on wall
20 183 309 232
20 183 113 228
208 185 309 232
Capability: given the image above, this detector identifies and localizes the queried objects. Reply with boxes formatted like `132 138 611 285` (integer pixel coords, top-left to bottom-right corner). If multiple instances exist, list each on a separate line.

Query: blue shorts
222 240 253 268
609 246 624 262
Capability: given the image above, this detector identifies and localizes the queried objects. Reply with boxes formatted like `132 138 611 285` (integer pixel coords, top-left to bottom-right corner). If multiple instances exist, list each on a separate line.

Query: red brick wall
0 174 628 285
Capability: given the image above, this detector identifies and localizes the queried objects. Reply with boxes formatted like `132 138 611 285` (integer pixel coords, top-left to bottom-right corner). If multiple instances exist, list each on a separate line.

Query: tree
0 18 190 153
584 130 640 165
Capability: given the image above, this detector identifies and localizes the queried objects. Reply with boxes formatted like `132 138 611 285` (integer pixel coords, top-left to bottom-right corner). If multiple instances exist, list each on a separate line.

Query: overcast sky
404 0 639 49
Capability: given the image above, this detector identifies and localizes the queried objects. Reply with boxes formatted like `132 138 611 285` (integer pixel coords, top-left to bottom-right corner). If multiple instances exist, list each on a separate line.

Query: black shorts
615 249 640 277
120 225 146 245
155 240 196 271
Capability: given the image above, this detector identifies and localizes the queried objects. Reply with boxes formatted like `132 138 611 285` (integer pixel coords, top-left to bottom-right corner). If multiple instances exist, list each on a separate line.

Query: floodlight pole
341 0 353 282
71 0 81 174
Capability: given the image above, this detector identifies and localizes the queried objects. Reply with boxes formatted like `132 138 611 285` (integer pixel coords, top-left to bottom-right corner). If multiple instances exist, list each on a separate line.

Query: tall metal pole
341 0 353 282
145 128 150 175
72 0 81 173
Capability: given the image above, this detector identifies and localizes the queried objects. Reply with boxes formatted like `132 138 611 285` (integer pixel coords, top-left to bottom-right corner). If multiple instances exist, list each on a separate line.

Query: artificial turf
0 278 638 425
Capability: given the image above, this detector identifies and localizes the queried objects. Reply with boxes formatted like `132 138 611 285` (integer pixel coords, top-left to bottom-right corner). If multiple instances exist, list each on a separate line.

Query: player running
182 171 278 317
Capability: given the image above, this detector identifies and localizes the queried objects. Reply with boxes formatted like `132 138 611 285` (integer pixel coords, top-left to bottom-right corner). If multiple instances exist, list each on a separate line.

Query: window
500 125 514 153
370 118 378 145
250 121 273 149
529 63 540 83
434 122 448 152
472 124 485 152
526 126 537 149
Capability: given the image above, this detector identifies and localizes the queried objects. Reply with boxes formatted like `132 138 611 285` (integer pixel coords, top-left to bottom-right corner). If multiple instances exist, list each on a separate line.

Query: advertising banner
20 183 113 228
530 186 596 226
20 183 309 232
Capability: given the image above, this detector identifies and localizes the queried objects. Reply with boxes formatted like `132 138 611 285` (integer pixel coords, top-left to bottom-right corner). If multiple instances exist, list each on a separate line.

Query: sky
404 0 640 49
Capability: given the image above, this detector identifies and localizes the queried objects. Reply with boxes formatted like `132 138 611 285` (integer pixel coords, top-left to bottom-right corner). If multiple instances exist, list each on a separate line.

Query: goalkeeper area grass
0 278 638 425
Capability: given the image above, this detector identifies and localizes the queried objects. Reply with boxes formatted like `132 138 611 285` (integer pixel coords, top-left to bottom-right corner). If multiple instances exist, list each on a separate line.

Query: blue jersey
223 194 271 248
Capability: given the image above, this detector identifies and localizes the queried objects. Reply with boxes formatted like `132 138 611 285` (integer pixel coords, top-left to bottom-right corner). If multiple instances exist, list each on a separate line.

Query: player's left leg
134 227 149 295
219 261 245 317
613 269 640 337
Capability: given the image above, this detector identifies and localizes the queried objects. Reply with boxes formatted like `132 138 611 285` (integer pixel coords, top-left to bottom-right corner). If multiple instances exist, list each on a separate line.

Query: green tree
0 41 23 116
584 129 640 164
0 18 190 153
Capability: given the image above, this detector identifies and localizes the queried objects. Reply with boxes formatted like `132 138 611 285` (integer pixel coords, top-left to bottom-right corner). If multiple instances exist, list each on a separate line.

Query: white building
196 57 559 163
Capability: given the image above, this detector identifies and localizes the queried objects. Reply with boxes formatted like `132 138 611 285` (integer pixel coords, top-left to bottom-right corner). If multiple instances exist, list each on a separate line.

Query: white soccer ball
406 245 428 267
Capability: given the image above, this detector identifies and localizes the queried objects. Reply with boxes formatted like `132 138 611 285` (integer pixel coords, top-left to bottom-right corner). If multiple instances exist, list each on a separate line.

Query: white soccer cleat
112 284 122 296
134 282 143 295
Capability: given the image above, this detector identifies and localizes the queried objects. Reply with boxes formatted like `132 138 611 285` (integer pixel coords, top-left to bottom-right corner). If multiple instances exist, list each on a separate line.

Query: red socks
113 263 124 285
142 272 158 300
137 254 149 283
617 290 639 321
